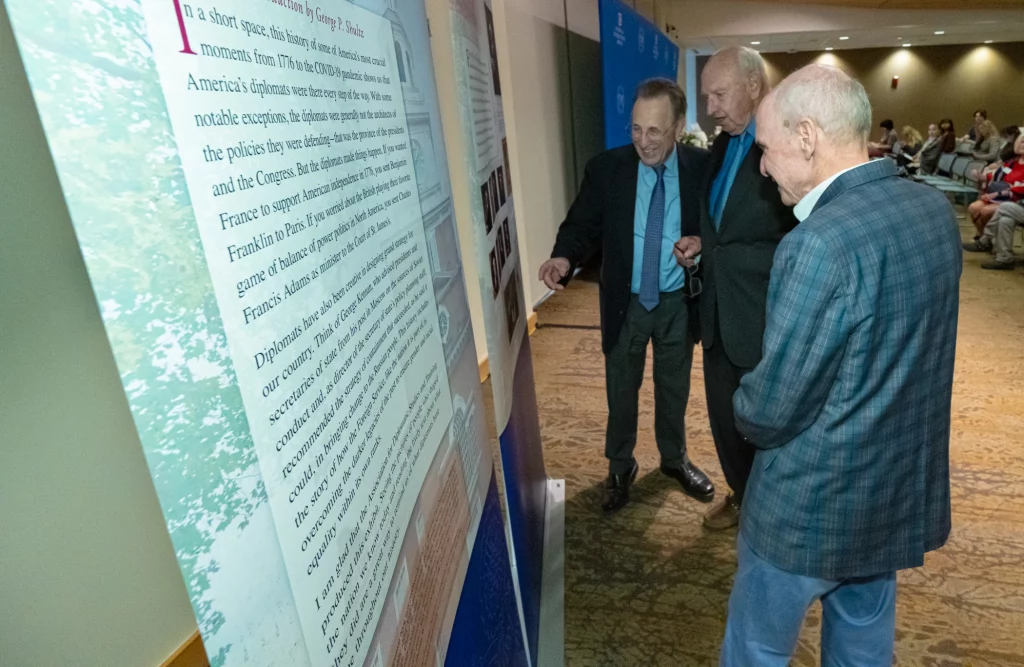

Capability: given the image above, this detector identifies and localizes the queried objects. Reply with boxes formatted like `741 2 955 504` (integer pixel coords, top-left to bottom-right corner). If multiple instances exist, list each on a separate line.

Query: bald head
702 46 769 136
755 64 871 206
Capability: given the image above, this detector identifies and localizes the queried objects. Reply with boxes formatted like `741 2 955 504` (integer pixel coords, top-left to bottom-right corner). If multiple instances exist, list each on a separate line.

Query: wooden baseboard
527 311 538 336
478 356 490 382
160 631 208 667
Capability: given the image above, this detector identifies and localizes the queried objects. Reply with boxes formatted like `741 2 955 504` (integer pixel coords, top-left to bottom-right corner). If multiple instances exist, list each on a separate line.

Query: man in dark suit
676 47 796 531
539 79 714 513
722 64 959 665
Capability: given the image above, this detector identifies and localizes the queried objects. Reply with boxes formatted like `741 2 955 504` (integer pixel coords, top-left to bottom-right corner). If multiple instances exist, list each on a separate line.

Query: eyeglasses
684 262 702 298
628 124 674 142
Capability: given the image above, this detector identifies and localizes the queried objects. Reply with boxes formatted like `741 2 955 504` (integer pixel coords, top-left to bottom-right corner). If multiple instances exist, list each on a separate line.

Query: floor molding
160 631 207 667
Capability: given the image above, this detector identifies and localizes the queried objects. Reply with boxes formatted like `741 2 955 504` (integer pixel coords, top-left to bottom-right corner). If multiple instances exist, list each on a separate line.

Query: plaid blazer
734 160 961 580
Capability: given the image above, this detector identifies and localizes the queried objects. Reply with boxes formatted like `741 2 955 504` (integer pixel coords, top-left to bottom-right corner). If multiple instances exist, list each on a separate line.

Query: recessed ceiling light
825 47 834 51
934 30 945 35
751 41 761 45
985 40 994 44
903 43 912 47
839 36 849 41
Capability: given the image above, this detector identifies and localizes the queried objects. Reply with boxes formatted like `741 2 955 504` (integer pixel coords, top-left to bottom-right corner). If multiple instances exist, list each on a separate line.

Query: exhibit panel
5 0 525 665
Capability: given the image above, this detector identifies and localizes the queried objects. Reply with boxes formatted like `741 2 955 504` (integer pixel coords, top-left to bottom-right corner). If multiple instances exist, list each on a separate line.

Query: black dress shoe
660 461 715 502
602 462 639 513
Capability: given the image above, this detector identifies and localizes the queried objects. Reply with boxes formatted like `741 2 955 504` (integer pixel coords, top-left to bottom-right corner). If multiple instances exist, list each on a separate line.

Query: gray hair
709 46 769 101
771 64 872 147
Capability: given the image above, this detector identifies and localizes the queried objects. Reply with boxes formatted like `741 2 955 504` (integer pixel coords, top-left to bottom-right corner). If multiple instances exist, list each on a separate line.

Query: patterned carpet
524 222 1024 666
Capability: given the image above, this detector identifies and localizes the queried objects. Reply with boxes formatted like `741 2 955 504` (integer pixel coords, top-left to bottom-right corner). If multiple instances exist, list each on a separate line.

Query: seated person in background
869 119 898 157
917 123 943 174
973 126 1023 185
960 109 987 143
939 118 958 155
973 120 1002 162
900 126 924 156
964 201 1024 271
964 133 1024 245
896 125 924 167
999 125 1022 163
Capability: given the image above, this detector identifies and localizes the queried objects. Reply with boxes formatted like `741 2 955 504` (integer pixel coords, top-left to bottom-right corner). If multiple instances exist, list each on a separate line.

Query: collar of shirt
740 119 757 146
793 162 869 222
640 144 678 184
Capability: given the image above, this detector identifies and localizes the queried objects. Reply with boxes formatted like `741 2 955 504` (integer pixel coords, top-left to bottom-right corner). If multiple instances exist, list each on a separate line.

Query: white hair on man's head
771 64 872 147
710 45 769 100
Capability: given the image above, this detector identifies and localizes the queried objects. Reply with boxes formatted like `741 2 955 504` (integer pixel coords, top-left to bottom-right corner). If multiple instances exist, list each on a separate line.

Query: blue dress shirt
631 146 684 294
709 120 757 226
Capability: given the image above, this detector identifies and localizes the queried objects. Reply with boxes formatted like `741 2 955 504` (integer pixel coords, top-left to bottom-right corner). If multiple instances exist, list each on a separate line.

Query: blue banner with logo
600 0 680 149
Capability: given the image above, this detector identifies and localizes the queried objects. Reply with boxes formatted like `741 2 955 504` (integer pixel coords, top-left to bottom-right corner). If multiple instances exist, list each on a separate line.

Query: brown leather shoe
703 494 741 531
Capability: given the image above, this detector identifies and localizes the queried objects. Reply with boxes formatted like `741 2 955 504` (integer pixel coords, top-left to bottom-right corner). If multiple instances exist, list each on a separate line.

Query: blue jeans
721 533 897 667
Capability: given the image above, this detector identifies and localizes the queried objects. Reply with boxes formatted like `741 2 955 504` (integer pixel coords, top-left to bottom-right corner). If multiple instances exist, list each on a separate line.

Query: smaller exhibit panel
599 0 680 149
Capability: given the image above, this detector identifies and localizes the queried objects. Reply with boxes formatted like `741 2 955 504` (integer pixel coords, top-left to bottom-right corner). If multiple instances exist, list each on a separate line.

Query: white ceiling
686 20 1024 55
661 0 1024 55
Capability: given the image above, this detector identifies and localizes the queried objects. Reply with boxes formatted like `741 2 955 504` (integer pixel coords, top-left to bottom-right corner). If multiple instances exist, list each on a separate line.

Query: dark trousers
704 308 756 503
604 291 692 475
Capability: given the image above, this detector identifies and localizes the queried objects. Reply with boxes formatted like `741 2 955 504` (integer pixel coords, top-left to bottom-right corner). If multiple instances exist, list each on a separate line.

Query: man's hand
673 236 702 268
982 193 995 203
539 257 571 291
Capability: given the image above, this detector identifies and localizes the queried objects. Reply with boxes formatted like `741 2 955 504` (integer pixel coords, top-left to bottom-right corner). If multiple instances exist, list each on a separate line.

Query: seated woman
938 118 957 155
917 123 943 175
960 109 987 143
967 133 1024 237
973 120 1002 163
999 125 1022 163
975 126 1023 184
869 119 899 157
896 126 924 169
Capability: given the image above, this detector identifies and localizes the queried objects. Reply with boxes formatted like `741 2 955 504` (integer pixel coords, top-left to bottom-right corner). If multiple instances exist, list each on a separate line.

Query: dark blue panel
445 473 529 667
600 0 681 149
497 336 547 666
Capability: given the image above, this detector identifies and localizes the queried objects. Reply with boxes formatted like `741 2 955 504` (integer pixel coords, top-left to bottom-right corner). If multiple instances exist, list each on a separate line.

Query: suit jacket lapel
717 142 764 236
618 150 641 272
676 145 700 237
702 135 730 238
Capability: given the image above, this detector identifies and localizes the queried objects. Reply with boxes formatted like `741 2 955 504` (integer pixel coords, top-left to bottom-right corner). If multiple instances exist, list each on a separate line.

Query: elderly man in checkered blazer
721 65 961 666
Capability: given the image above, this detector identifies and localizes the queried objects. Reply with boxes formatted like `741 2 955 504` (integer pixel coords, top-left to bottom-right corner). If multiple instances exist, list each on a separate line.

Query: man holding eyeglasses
538 78 714 513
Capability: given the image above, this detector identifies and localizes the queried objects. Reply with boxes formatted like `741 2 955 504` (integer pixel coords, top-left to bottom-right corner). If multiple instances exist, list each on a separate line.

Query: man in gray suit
721 65 960 665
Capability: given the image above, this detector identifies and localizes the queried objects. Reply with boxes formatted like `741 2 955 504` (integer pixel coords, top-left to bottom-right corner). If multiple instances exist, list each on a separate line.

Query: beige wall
0 5 199 667
491 0 581 310
761 42 1024 138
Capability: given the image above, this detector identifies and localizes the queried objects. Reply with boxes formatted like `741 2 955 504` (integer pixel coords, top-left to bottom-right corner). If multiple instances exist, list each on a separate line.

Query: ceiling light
985 40 994 44
825 47 834 51
934 30 945 35
903 43 912 48
839 36 849 41
751 41 761 45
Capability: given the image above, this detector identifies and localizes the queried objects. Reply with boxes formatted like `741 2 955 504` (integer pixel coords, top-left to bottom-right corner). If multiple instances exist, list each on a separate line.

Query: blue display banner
446 474 528 667
599 0 681 149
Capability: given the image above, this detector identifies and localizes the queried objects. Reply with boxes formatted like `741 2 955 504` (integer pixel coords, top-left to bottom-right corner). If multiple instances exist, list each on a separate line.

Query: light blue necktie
639 164 666 312
713 134 750 229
